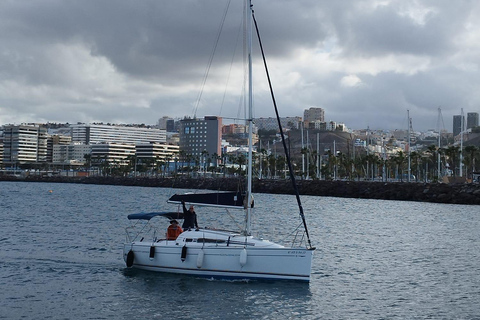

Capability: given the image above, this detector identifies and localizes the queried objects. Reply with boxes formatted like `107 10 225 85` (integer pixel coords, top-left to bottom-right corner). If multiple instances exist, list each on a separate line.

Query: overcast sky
1 0 479 132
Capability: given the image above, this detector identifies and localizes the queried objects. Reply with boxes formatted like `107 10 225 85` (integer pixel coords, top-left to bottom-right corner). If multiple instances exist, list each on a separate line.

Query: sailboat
123 0 315 282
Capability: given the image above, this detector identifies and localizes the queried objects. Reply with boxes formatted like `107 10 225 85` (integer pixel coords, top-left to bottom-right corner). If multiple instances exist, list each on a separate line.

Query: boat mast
407 109 411 182
437 108 441 180
460 108 464 177
245 0 253 236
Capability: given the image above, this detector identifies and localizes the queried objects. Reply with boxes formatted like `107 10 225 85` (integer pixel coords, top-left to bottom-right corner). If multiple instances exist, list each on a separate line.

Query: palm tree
464 146 479 179
211 152 220 174
410 151 421 182
163 154 173 177
83 154 92 173
425 145 438 181
323 150 336 180
258 148 268 179
444 146 460 178
391 151 406 181
237 154 247 176
335 151 350 180
364 153 381 180
200 150 209 175
178 150 186 172
276 155 287 179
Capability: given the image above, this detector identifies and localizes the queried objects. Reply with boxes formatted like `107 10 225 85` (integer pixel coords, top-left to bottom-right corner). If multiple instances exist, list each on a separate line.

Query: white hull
123 229 313 282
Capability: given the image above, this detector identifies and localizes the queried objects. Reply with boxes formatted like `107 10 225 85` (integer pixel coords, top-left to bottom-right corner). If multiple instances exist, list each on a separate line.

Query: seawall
2 175 480 205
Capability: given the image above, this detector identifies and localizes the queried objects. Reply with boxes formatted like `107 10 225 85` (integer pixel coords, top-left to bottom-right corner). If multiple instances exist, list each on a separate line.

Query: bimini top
127 211 184 221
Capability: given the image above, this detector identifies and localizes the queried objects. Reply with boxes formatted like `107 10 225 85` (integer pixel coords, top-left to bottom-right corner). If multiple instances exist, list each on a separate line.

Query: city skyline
1 1 480 131
3 110 479 136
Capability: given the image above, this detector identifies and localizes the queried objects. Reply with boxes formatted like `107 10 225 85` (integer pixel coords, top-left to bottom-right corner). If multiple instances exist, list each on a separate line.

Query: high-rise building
179 116 222 158
2 125 48 165
158 116 176 132
70 124 166 145
453 115 464 136
304 107 325 123
467 112 479 129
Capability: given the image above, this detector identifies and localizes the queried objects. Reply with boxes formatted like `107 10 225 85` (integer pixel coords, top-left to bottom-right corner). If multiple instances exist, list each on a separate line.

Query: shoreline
2 175 479 205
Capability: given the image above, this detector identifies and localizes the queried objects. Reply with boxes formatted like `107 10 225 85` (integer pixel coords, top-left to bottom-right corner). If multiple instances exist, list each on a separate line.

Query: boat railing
289 227 308 248
125 224 159 243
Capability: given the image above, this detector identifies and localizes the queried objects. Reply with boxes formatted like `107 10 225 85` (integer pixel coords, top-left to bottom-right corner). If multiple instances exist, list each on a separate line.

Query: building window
185 127 190 134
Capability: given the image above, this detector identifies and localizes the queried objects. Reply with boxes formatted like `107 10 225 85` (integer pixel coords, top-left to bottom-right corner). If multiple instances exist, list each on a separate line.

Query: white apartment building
326 121 337 131
136 143 179 162
308 120 327 130
2 125 48 165
91 143 136 165
53 143 92 165
71 124 166 145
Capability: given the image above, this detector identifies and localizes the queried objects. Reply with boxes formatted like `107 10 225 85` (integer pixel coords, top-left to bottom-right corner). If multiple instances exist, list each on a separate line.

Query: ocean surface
1 181 479 319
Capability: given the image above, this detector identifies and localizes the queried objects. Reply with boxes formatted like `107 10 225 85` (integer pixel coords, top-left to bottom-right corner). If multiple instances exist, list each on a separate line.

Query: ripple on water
1 181 479 319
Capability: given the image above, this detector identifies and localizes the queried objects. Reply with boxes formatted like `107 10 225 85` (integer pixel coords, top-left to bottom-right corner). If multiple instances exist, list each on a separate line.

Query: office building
158 116 176 132
70 124 166 145
453 115 464 136
179 116 222 158
467 112 479 129
2 125 48 165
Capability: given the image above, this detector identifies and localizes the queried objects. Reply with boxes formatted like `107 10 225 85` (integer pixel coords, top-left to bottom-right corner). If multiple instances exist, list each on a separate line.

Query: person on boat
166 219 183 240
181 200 199 230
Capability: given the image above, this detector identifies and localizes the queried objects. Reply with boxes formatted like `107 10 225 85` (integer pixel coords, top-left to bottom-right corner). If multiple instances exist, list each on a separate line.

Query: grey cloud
0 0 479 130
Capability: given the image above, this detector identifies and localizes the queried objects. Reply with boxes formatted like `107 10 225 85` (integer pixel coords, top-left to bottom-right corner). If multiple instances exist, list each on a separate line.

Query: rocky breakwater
255 180 480 205
3 175 480 205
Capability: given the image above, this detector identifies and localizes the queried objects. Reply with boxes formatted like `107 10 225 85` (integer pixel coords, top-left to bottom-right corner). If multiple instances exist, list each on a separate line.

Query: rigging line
252 10 315 250
219 9 244 117
192 0 232 118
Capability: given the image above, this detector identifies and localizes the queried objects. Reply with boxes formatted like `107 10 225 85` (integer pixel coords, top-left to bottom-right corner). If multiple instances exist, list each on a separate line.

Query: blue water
1 181 479 319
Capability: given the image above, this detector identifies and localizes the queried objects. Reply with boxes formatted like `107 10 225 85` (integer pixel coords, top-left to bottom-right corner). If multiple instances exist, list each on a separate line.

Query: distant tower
158 116 175 132
467 112 479 129
453 115 464 136
303 107 325 123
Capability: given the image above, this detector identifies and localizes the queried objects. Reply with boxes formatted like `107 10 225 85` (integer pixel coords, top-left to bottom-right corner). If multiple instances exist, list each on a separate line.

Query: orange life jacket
167 225 183 240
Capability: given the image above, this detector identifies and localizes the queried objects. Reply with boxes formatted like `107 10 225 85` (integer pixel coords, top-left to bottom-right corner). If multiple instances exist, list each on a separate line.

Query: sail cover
168 192 246 209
